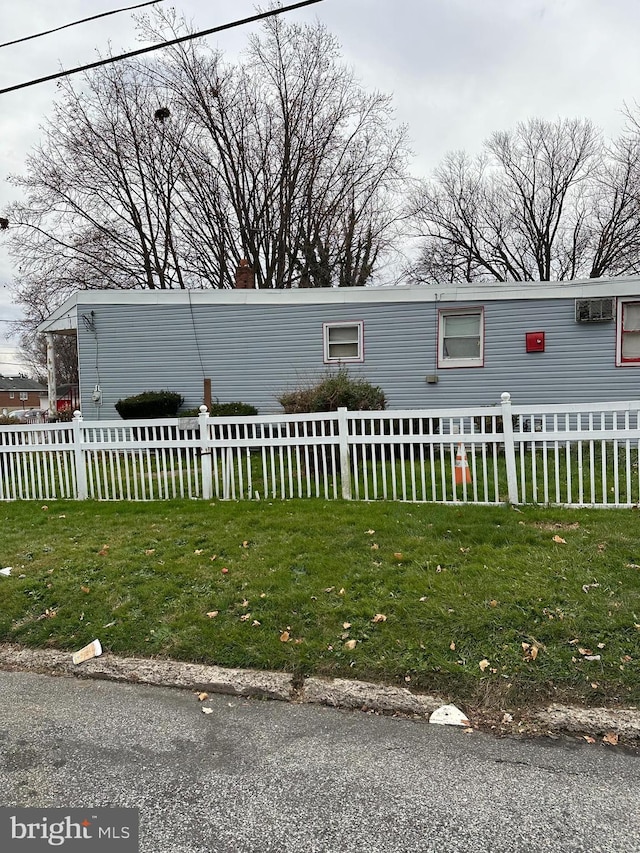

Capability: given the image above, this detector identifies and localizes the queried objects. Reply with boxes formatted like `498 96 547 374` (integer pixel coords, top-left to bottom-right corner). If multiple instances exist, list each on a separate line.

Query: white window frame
19 391 28 401
437 307 484 369
323 321 364 364
616 298 640 366
9 391 14 399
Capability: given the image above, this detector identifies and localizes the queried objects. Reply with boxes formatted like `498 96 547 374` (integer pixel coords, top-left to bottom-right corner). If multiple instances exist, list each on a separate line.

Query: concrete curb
1 644 639 740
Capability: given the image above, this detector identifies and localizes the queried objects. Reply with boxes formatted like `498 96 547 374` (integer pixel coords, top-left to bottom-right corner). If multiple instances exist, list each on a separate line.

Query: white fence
1 393 640 506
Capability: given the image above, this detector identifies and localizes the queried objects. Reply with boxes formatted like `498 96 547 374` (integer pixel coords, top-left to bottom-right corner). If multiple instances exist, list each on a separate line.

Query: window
19 392 28 401
617 300 640 365
9 391 14 399
323 322 364 363
438 308 484 368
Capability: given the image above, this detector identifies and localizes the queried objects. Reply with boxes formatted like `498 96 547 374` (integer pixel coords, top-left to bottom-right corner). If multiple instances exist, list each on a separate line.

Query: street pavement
0 671 638 853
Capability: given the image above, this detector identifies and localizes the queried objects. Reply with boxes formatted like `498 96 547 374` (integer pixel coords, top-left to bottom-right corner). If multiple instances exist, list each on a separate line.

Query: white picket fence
1 393 640 506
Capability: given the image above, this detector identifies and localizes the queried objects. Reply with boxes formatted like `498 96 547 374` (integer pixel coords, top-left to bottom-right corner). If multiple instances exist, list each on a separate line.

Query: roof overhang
37 275 640 333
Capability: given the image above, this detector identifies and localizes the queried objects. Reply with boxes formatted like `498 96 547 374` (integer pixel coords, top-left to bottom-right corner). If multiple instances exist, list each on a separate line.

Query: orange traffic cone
454 442 472 485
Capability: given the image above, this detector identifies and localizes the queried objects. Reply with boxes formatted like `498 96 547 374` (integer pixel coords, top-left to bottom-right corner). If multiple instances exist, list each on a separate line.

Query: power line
0 0 325 96
0 1 166 49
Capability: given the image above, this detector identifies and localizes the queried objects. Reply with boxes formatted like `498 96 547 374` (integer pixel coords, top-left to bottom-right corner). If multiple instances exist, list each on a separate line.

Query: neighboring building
37 272 640 421
0 375 47 414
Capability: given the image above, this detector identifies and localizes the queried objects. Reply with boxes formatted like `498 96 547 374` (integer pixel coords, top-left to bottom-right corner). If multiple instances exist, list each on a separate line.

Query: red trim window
323 321 364 364
438 307 484 368
617 300 640 365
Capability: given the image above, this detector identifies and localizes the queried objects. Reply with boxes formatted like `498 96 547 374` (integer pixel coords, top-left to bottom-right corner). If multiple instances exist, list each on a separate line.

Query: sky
2 0 640 374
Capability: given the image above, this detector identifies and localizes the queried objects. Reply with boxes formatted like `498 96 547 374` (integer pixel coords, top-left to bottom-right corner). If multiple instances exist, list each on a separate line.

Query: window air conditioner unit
575 298 615 322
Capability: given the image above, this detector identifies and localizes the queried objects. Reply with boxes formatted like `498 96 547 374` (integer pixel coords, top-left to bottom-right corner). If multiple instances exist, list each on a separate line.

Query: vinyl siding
75 295 637 420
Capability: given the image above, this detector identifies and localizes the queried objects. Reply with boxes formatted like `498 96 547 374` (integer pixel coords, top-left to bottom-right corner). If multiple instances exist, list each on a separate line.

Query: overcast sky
2 0 640 373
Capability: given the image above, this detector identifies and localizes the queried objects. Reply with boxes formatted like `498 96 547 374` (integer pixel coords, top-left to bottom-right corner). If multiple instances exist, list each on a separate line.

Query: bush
179 402 258 418
115 390 184 419
278 370 386 414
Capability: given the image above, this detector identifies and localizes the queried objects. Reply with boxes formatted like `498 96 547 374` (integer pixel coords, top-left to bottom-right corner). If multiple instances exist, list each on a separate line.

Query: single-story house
0 375 47 414
37 270 640 421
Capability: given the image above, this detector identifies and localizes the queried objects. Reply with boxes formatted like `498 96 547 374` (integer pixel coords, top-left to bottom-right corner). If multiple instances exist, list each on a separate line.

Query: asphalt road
0 671 638 853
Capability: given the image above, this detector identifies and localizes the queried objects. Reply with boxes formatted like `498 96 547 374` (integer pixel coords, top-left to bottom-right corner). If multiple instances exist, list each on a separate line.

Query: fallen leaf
80 585 90 593
419 596 427 602
450 641 456 651
460 547 470 553
206 610 219 619
324 586 335 593
578 647 593 656
252 620 261 627
372 613 387 623
436 564 443 572
338 588 346 595
221 567 229 574
603 731 619 746
371 543 379 550
552 535 566 544
489 599 498 607
597 643 606 649
98 545 110 556
242 541 249 548
210 555 217 561
343 622 352 629
279 631 290 642
582 583 600 593
239 613 251 622
479 659 490 672
102 620 116 628
58 514 66 519
530 646 539 660
344 639 357 650
393 552 403 560
583 735 596 744
242 599 249 607
197 692 209 701
591 682 599 689
144 549 155 556
502 713 513 724
260 593 266 598
41 505 48 511
202 707 214 715
366 529 375 535
194 549 204 555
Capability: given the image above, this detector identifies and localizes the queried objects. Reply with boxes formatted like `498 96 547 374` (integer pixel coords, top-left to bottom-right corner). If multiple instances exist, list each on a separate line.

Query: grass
0 498 639 709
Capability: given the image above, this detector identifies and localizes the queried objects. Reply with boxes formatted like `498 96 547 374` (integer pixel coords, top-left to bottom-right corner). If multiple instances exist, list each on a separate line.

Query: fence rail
1 393 639 506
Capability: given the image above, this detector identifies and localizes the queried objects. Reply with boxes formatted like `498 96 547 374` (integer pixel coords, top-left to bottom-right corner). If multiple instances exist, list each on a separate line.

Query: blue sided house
37 272 640 420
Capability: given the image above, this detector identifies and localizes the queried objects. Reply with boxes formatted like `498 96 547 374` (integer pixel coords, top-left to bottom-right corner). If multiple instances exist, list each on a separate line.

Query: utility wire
0 1 165 49
0 0 325 96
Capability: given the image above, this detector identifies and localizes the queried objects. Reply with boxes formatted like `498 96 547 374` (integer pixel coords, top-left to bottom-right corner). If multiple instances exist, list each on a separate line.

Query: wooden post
500 392 519 504
337 407 352 500
72 410 88 500
204 378 212 410
199 404 212 500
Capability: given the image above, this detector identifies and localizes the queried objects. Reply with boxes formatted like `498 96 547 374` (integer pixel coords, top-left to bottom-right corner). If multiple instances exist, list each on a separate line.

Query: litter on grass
72 639 102 665
0 567 12 576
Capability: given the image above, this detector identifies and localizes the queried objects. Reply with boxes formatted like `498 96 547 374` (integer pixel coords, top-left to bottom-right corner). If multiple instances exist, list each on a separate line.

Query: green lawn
0 499 639 708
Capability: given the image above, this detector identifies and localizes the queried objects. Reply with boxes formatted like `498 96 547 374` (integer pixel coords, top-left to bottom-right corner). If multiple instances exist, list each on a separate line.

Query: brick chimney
235 258 255 289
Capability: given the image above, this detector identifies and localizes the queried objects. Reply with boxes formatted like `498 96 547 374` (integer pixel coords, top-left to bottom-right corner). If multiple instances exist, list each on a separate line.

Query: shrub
278 370 386 414
115 390 184 419
179 402 258 418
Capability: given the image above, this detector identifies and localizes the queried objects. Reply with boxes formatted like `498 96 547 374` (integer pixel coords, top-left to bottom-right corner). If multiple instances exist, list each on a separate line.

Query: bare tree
407 117 640 283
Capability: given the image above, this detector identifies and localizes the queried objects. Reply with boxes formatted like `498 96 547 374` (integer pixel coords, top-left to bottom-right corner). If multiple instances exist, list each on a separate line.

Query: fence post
500 392 519 504
199 405 212 500
72 410 88 500
337 407 352 500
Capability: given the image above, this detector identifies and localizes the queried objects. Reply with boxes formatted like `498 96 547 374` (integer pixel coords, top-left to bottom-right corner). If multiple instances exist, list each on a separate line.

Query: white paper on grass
429 704 470 727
